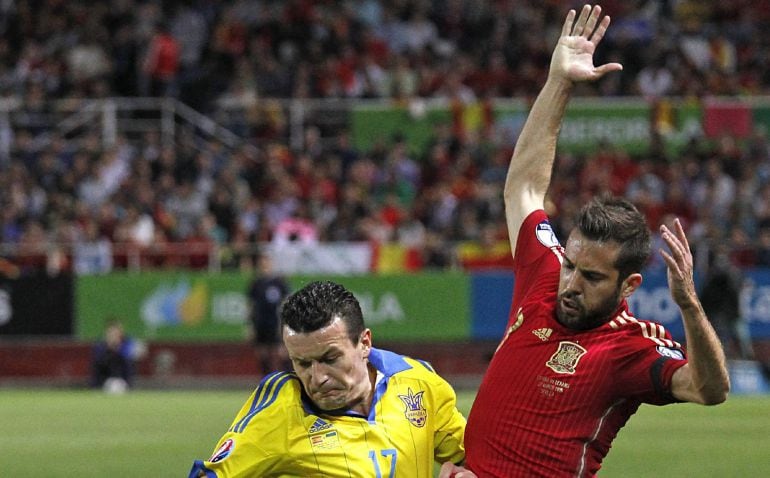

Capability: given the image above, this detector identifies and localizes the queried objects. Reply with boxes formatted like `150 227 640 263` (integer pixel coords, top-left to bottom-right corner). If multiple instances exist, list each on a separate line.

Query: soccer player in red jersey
440 5 730 478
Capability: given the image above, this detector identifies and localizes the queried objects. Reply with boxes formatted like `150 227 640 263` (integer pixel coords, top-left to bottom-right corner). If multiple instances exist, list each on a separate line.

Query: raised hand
659 218 698 308
550 4 622 83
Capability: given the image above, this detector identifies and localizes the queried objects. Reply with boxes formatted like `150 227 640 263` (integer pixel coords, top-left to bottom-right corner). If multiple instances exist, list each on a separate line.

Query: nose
309 362 329 388
563 269 582 294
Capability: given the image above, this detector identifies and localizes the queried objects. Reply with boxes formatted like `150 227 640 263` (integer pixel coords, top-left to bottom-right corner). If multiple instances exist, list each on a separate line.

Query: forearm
676 299 730 404
504 77 573 204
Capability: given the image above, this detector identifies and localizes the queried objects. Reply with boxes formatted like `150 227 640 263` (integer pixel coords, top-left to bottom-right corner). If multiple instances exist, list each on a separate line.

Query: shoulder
606 311 685 358
513 210 564 268
229 371 301 434
369 348 447 383
252 371 302 406
395 355 454 392
401 355 442 379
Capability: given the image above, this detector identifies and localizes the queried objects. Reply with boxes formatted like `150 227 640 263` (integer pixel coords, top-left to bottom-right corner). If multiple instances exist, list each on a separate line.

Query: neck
350 362 378 416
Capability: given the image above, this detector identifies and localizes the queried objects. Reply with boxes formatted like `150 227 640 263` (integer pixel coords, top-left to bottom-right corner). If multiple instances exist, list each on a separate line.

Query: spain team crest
398 388 427 428
546 341 587 374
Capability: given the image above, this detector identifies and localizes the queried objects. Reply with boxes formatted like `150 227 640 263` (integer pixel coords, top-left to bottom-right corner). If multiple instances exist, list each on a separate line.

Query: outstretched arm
662 218 730 404
505 5 622 252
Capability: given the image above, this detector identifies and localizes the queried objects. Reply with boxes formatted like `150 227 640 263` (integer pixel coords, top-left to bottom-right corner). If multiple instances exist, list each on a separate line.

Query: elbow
701 391 728 406
700 378 731 406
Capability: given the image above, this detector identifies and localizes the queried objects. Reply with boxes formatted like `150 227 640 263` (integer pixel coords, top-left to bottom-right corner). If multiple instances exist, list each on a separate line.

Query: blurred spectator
246 252 290 375
91 318 146 392
635 54 674 99
699 246 755 360
73 218 113 275
140 22 180 97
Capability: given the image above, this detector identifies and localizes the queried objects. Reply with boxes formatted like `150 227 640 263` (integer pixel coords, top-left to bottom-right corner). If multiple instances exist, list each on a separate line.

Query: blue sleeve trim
415 359 435 373
247 371 285 412
367 348 412 376
231 372 295 433
188 460 217 478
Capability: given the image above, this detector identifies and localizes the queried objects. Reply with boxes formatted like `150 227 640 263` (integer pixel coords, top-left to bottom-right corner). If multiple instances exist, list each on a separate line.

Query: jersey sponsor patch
398 388 427 427
536 221 560 248
546 341 587 374
210 438 234 463
656 345 685 360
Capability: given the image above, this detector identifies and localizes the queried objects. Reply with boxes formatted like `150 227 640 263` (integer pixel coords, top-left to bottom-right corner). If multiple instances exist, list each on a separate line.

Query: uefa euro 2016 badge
399 388 427 428
210 438 235 463
546 341 588 374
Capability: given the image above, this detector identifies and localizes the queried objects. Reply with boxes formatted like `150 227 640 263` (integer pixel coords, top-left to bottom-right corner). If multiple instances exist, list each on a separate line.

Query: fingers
571 5 592 36
589 15 612 45
438 462 456 478
660 227 685 263
438 462 477 478
582 5 601 38
659 248 681 276
561 9 576 37
570 5 607 39
660 220 690 260
672 217 690 251
659 218 694 280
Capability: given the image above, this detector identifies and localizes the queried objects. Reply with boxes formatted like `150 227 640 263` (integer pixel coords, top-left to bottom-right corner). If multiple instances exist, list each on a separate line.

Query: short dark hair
280 281 365 344
575 195 651 280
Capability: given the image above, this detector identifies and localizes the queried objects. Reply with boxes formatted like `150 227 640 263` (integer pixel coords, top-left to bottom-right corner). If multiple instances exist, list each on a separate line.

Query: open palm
550 5 622 82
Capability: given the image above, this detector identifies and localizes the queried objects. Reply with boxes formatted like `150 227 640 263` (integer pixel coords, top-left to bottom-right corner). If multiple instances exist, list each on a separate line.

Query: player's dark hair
280 281 365 344
575 195 651 281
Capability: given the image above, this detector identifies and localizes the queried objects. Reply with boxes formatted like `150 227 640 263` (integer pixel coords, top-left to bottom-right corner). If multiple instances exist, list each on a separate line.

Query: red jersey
464 210 687 477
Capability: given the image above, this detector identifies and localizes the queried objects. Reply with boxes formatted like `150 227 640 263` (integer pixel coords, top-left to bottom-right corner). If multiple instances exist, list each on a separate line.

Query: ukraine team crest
398 388 427 427
546 341 587 374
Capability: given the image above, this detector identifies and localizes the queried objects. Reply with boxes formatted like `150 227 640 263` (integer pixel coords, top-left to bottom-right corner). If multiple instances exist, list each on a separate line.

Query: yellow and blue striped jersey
189 348 466 477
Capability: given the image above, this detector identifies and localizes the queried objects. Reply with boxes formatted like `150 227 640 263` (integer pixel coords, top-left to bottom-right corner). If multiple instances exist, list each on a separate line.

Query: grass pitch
1 388 768 477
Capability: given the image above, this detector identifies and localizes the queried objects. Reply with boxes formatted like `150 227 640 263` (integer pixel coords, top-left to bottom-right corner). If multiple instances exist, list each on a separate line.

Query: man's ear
360 329 372 357
620 273 643 298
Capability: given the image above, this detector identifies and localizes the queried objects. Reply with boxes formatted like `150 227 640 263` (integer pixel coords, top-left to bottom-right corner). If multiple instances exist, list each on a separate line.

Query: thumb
593 62 623 78
438 462 457 478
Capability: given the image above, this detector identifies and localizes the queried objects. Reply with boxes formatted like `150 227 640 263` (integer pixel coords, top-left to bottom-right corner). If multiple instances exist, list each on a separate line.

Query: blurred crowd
3 0 770 107
3 0 770 275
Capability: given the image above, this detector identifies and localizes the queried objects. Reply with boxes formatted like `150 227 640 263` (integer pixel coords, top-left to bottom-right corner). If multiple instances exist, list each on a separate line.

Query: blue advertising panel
470 272 514 340
471 267 770 342
741 268 770 340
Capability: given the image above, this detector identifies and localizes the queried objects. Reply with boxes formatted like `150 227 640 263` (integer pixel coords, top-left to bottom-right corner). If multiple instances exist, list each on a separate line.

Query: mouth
559 296 581 315
313 388 341 398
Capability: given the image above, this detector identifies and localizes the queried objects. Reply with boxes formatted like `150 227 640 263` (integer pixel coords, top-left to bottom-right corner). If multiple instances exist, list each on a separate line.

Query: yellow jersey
189 348 466 477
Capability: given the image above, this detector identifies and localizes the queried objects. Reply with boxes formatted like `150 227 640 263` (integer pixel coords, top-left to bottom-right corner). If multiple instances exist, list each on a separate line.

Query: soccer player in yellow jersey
189 280 466 477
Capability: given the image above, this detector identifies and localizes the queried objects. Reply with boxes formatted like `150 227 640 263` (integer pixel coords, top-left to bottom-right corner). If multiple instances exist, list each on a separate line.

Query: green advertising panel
77 271 253 341
352 99 715 157
77 272 470 342
290 273 470 341
351 104 453 155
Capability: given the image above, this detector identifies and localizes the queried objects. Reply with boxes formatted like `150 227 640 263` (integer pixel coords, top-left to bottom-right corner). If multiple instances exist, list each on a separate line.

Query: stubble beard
556 287 623 331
